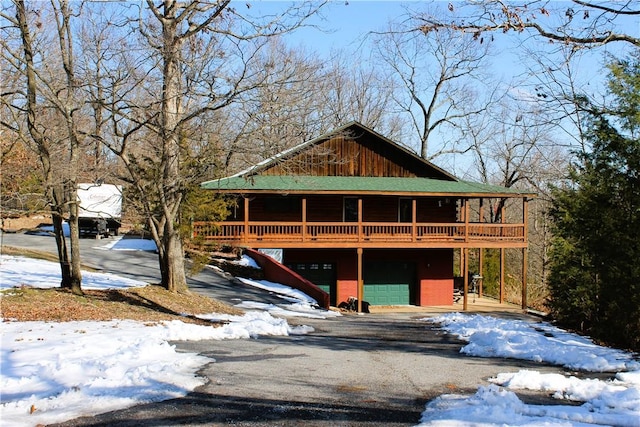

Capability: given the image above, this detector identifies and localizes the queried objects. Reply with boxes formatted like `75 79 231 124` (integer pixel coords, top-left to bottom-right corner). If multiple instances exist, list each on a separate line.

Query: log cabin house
198 122 534 311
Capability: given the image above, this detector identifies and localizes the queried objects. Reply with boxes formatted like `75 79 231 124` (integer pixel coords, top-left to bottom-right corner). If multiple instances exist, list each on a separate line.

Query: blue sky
245 0 639 76
244 0 536 95
246 0 416 54
242 0 609 102
242 0 639 175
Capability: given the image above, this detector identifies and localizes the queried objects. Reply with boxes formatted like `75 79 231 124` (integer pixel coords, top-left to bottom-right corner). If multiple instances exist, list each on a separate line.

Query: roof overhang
201 175 536 198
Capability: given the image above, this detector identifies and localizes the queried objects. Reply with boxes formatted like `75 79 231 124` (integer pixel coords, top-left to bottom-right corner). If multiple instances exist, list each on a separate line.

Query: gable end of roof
229 121 458 181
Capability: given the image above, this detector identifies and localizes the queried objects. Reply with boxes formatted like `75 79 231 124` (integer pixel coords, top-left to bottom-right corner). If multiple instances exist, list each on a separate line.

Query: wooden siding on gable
260 133 450 179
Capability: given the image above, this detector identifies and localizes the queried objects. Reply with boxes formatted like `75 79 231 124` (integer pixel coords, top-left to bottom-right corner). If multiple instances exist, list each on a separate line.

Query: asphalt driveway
49 312 563 427
2 232 562 426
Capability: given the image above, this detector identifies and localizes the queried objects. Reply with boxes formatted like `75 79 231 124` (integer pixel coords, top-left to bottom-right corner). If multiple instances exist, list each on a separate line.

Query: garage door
287 262 336 306
364 261 415 305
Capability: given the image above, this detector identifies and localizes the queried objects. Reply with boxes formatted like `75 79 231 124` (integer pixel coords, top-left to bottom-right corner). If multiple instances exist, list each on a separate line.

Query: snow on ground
0 250 315 426
1 317 312 427
1 255 147 290
428 313 640 372
232 254 261 269
417 313 640 426
235 300 341 319
98 236 157 252
3 235 640 426
233 277 341 319
236 277 316 304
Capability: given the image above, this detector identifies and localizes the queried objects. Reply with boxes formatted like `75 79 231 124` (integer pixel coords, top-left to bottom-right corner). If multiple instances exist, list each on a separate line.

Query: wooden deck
192 221 527 249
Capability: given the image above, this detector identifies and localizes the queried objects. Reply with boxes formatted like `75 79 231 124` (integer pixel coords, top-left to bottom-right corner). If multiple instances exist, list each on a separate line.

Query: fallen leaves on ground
1 285 243 323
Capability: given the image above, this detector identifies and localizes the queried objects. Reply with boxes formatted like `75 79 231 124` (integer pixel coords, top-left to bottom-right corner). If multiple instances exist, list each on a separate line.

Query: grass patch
1 285 243 323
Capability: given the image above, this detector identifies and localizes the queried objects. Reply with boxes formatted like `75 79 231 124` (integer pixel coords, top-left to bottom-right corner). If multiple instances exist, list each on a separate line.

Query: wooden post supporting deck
411 199 417 241
302 197 307 241
357 247 363 313
357 198 364 312
478 199 484 298
499 204 506 304
463 198 469 242
522 248 528 309
522 198 529 309
500 248 505 304
463 247 469 311
478 248 484 298
243 197 249 244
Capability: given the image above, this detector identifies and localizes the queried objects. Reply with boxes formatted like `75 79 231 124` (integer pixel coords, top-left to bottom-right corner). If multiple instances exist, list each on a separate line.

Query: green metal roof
201 175 533 197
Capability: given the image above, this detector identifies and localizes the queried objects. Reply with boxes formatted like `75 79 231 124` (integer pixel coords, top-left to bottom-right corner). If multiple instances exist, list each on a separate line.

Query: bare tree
216 42 405 174
373 18 494 160
417 1 640 48
402 1 638 146
412 2 638 148
1 0 88 294
514 38 618 161
75 4 113 182
224 38 325 169
86 0 325 293
317 50 405 140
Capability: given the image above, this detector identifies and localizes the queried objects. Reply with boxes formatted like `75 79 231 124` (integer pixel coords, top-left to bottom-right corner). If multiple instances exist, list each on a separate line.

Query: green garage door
364 261 415 305
287 262 337 306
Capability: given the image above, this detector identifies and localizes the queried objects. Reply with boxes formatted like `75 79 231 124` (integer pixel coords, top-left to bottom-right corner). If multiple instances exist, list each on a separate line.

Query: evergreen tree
548 52 640 351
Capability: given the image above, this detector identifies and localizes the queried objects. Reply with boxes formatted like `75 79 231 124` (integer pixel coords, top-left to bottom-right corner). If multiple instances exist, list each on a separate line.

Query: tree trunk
67 183 83 295
156 0 189 292
57 0 83 296
15 0 82 294
51 211 72 288
159 223 188 293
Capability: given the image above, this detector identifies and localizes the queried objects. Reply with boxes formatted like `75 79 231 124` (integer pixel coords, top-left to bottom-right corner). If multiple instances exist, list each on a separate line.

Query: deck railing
192 221 526 247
